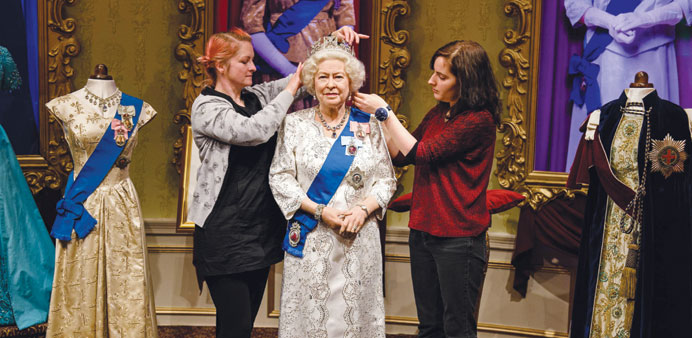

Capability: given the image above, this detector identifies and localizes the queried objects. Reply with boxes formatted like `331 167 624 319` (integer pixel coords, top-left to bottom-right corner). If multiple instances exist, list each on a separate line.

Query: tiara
307 35 355 58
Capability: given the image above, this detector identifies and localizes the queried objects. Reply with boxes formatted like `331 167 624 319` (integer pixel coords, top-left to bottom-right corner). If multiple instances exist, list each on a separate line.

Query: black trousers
206 267 271 338
409 229 487 338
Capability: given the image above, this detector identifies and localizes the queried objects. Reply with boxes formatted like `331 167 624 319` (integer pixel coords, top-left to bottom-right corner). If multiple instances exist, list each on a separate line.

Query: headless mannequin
83 64 119 116
625 71 655 105
85 64 117 98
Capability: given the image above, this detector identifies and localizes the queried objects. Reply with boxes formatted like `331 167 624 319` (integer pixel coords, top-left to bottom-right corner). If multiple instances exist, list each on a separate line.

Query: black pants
205 267 271 338
409 229 487 338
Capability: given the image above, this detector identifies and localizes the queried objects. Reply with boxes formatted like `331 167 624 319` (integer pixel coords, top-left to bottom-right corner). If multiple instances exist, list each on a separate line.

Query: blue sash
568 0 640 113
283 107 370 258
51 93 143 241
265 0 331 53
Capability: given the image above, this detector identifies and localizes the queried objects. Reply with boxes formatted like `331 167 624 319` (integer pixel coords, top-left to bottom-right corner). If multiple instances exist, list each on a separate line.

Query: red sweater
395 105 496 237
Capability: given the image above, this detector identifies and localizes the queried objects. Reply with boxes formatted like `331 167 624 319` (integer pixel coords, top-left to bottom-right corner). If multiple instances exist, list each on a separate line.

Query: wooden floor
158 327 416 338
0 325 416 338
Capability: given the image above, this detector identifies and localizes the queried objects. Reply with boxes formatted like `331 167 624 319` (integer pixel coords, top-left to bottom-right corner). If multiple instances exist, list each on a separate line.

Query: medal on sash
111 105 137 147
288 221 301 247
350 121 370 140
341 136 363 156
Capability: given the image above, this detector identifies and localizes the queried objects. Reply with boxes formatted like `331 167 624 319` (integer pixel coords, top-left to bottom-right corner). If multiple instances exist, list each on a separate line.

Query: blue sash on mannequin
51 93 143 241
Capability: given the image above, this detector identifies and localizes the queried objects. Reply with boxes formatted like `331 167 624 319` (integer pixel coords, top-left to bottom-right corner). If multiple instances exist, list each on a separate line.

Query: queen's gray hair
300 49 366 96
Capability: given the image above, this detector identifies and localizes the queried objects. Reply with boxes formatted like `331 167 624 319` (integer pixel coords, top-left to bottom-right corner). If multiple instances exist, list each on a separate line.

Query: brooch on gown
346 167 365 190
115 156 131 169
647 133 687 179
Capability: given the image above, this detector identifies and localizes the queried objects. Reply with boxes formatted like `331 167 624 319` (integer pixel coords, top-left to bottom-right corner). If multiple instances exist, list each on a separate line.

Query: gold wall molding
496 0 585 210
147 245 192 254
173 0 213 175
372 0 412 184
19 0 81 194
156 307 215 315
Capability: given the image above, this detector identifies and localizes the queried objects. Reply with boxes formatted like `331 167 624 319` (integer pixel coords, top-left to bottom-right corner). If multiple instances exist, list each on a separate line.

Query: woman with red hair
189 27 303 337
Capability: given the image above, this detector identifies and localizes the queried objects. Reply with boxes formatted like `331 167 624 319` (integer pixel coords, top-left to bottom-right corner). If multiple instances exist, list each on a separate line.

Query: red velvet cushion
388 192 412 212
388 190 524 214
486 189 525 213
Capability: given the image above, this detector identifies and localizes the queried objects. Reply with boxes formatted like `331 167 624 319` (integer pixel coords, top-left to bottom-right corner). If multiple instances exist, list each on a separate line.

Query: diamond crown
307 35 355 58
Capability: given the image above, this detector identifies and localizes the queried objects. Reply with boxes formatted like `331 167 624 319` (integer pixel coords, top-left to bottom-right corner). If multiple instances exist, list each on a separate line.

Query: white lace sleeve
269 116 308 220
367 118 397 220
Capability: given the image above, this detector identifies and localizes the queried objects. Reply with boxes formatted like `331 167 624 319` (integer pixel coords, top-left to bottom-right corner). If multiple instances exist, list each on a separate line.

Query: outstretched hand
334 26 369 45
353 93 389 115
285 62 304 96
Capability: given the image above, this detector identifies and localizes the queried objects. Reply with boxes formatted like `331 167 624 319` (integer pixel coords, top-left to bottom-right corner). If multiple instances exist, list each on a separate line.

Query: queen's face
428 56 459 105
314 59 350 110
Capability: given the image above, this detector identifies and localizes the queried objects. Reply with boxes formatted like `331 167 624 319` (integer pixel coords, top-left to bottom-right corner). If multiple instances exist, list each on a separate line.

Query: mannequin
85 64 117 98
568 71 692 338
45 65 159 337
625 71 655 104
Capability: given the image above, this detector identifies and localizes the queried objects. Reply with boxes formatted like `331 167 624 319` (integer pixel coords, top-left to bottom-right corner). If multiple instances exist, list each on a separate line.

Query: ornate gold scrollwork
497 0 531 195
173 0 209 175
19 0 80 194
376 0 411 182
496 0 585 210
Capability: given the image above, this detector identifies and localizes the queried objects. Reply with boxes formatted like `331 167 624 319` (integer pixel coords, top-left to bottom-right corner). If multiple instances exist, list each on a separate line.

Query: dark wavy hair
430 40 501 125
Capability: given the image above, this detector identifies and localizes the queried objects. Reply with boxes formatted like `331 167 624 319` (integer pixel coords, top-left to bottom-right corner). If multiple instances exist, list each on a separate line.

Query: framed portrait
496 0 692 210
0 1 81 226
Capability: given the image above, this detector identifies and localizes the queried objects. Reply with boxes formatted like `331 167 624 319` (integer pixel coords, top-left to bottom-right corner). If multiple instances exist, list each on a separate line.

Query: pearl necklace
317 107 348 138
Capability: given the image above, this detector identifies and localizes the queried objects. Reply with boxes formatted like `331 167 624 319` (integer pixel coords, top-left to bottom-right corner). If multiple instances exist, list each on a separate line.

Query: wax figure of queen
269 36 396 337
190 27 365 338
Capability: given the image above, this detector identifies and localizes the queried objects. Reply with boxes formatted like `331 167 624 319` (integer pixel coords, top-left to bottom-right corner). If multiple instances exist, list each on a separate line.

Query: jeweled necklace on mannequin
317 106 349 138
84 88 121 113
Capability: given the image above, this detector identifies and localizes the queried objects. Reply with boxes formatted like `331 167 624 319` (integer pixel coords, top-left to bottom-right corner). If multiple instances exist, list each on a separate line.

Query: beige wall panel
68 0 186 219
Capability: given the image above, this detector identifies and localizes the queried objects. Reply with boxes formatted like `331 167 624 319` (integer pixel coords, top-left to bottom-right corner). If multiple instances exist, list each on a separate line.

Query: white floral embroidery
270 108 396 337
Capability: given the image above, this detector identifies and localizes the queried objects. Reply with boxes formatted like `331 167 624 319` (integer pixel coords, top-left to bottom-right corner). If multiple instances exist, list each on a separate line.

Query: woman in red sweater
354 40 500 338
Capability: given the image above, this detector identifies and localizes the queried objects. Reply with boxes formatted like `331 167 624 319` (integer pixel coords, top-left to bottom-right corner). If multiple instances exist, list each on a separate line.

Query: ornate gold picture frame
496 0 584 211
17 0 80 194
173 0 411 231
